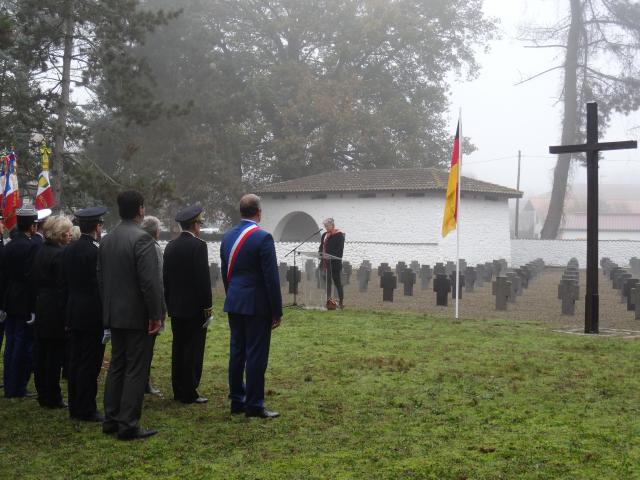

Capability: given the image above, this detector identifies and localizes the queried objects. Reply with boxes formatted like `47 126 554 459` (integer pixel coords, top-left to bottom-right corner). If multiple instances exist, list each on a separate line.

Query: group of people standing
0 191 284 440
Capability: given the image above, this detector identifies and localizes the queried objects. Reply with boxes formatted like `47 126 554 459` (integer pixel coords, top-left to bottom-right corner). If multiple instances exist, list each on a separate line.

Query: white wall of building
258 192 513 264
559 230 640 241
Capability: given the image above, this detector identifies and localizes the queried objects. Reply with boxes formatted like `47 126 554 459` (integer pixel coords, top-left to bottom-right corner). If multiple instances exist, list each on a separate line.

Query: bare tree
520 0 640 238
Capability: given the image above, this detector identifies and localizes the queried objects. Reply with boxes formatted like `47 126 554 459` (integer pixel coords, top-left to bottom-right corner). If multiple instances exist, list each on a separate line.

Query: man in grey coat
98 191 163 440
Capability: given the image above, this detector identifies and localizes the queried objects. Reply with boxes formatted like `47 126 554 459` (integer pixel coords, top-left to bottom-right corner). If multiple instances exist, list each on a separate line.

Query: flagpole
455 109 462 320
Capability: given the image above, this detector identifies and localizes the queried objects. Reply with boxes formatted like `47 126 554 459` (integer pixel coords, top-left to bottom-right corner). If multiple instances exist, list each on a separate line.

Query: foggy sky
449 0 640 199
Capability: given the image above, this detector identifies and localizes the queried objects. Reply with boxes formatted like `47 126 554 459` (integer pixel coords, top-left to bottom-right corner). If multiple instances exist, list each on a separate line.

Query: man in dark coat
163 205 212 404
220 194 282 418
319 218 345 309
63 207 107 422
98 191 163 440
0 215 5 389
1 206 38 398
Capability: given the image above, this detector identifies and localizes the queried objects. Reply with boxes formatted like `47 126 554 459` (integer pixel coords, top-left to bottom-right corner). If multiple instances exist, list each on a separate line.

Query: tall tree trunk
540 0 582 239
53 1 73 207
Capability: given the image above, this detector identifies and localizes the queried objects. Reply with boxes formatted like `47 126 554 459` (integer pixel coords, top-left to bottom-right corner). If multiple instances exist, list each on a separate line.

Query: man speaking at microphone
220 194 282 418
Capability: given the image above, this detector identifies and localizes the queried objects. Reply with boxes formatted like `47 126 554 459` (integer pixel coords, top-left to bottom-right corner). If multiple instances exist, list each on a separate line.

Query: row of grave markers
601 257 640 320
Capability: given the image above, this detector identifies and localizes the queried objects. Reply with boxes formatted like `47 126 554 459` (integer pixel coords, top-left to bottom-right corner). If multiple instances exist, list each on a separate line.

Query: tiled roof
562 214 640 232
256 168 522 198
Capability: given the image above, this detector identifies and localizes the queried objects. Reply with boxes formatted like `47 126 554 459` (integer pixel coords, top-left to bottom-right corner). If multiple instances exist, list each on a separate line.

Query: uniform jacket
1 232 38 315
62 234 102 333
319 231 345 272
163 232 211 319
32 241 66 339
97 220 163 330
220 220 282 318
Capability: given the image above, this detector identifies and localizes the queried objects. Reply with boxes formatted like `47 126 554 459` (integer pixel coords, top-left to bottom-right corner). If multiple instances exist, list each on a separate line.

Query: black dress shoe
73 412 105 423
245 408 280 418
230 404 244 415
102 423 118 435
117 427 158 441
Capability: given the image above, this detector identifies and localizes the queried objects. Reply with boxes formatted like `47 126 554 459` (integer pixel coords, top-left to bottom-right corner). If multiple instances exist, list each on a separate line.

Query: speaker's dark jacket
163 232 212 319
319 231 345 272
62 234 102 333
32 241 66 339
1 232 38 315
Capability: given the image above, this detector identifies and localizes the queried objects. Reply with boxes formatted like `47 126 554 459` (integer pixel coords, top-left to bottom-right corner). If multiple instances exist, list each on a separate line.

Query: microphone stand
284 228 323 307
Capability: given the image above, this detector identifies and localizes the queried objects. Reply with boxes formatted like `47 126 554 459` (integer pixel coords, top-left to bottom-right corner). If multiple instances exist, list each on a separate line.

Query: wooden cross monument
549 102 637 333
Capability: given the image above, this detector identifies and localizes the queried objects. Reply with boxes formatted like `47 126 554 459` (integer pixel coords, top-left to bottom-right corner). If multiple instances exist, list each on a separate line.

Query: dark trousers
34 337 65 407
325 267 344 302
171 317 206 402
3 315 33 397
228 313 272 410
0 320 4 382
68 330 104 419
103 328 153 434
147 334 157 387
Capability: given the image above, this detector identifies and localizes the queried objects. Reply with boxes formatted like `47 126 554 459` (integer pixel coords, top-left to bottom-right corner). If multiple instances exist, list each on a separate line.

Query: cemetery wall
511 239 640 267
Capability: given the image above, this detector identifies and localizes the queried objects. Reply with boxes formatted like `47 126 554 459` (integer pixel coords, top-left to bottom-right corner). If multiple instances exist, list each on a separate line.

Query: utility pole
514 150 521 238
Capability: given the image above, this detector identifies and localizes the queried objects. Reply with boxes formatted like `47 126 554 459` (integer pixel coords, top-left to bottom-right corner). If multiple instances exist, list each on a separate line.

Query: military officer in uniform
63 207 107 422
163 205 213 404
0 214 5 389
32 208 52 246
1 206 38 398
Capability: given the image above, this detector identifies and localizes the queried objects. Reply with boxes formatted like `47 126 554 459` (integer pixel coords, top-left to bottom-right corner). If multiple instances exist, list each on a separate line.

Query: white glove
0 310 6 323
27 313 36 325
202 316 213 329
102 329 112 345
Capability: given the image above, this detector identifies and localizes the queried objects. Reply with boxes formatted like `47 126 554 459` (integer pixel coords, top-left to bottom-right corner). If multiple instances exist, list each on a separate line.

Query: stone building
256 168 521 265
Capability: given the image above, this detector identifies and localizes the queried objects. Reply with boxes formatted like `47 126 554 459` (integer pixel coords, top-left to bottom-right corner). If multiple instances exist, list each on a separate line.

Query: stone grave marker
378 263 391 276
433 273 451 306
278 262 288 287
459 259 467 273
305 259 316 281
558 279 579 315
450 272 465 299
361 260 372 271
286 266 301 295
420 265 433 290
483 262 494 282
342 261 352 285
395 261 407 278
505 272 521 302
623 278 639 310
631 286 640 320
434 262 446 276
492 276 511 311
380 271 397 302
410 261 421 273
401 268 417 296
209 263 220 288
465 267 476 292
445 261 456 275
357 265 371 292
475 264 485 288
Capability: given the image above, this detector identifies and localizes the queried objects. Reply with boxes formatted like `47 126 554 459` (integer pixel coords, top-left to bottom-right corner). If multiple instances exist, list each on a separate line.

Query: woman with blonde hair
32 215 73 408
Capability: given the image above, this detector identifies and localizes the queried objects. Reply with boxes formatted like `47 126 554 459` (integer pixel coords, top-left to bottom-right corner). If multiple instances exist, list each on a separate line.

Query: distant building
256 168 522 264
515 184 640 239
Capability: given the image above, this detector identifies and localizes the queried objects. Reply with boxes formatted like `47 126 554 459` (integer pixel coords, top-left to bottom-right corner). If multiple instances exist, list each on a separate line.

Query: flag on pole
2 149 21 230
35 143 55 209
441 119 461 237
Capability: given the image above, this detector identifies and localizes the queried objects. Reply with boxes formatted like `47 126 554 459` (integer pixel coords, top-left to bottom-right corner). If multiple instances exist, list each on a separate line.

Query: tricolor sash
226 223 261 280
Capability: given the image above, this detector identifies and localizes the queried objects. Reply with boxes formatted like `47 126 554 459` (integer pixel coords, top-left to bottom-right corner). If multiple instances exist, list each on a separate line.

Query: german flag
441 119 460 238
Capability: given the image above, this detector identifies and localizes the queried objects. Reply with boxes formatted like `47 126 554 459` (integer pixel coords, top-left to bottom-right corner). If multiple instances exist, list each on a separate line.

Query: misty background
1 0 639 236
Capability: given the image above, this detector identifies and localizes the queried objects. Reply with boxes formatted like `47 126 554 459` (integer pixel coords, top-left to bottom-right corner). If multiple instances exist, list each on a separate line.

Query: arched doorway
274 211 321 242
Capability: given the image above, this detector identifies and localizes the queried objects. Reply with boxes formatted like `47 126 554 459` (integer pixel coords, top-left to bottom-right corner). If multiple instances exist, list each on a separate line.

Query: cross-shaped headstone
378 263 391 277
419 265 433 290
401 268 416 296
286 266 301 295
631 286 640 320
492 276 511 311
434 262 446 276
622 277 639 309
433 273 451 306
380 271 397 302
342 261 352 286
465 267 476 293
449 272 465 300
558 279 579 315
549 101 637 333
410 261 421 273
278 262 288 287
357 265 371 292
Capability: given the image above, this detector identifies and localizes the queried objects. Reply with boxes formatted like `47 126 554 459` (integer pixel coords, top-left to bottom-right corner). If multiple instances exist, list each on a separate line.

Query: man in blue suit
220 194 282 418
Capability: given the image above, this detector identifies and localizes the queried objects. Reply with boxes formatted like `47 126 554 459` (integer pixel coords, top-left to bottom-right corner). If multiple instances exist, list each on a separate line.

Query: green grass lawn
1 308 640 479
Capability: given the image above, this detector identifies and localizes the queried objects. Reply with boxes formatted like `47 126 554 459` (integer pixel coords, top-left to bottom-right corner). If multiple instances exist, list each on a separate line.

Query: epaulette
93 241 100 248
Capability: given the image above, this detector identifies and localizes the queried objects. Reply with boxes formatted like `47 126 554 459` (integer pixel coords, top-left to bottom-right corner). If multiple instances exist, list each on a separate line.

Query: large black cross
549 102 637 333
